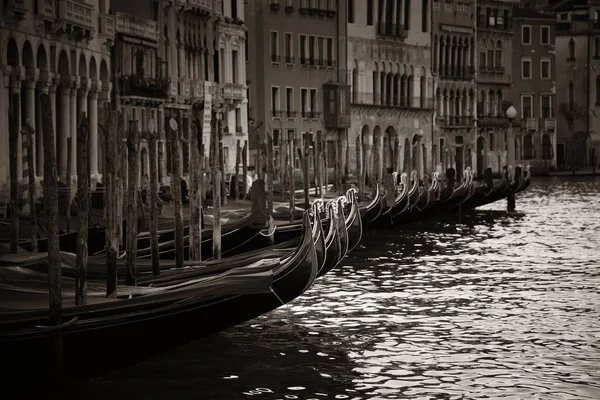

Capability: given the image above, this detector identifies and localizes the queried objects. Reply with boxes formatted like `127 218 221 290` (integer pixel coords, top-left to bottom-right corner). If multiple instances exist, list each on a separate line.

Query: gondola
462 167 510 210
359 183 384 226
0 210 318 381
341 188 363 252
317 200 346 278
391 172 442 225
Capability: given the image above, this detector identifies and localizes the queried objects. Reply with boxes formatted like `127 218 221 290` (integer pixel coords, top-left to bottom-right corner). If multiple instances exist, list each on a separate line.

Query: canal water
43 178 600 399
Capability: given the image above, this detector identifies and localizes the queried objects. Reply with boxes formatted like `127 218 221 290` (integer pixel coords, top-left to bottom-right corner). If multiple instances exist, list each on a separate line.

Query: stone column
9 79 23 179
58 83 71 181
396 137 403 173
70 82 79 182
88 88 99 181
439 42 444 74
36 78 50 177
49 83 58 148
24 80 37 175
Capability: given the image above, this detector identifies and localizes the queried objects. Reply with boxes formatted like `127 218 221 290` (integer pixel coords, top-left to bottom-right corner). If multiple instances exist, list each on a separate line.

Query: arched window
569 38 575 60
596 76 600 105
480 39 487 68
495 40 503 68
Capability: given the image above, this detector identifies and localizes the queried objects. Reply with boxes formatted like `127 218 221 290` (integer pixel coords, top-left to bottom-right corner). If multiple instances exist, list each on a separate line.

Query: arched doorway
476 136 485 178
403 137 411 173
384 126 396 172
359 125 370 185
455 135 464 180
372 125 382 183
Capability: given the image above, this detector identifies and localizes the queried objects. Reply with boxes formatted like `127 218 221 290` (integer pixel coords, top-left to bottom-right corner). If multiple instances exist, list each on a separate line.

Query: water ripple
73 177 600 400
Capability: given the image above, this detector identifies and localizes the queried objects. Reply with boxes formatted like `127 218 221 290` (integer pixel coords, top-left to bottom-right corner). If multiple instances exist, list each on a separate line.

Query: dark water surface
48 178 600 398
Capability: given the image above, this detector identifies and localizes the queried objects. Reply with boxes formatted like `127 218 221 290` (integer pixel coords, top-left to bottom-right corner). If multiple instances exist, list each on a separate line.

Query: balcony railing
57 0 94 30
377 22 407 39
35 0 55 21
118 75 169 98
181 80 191 98
98 13 115 41
271 54 280 63
286 110 297 118
544 118 556 131
524 118 538 131
300 111 321 119
324 114 351 129
177 0 212 12
477 116 510 128
115 12 157 41
351 92 432 110
223 83 244 101
6 0 26 15
285 56 294 64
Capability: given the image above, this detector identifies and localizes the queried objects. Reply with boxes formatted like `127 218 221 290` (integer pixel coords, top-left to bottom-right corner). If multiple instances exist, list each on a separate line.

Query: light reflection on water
80 177 600 399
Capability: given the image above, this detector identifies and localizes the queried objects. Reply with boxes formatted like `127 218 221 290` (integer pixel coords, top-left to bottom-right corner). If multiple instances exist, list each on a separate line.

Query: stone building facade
510 7 557 172
432 0 477 178
1 0 114 190
347 0 434 182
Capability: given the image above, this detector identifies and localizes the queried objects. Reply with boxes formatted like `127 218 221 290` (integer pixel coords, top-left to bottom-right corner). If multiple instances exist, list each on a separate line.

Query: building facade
1 0 114 190
554 0 600 170
432 0 477 179
159 0 248 183
475 0 518 175
347 0 434 182
245 0 342 177
511 7 557 172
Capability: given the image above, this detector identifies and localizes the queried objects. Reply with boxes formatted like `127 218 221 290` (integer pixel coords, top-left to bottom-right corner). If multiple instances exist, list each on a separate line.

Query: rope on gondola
270 287 292 326
258 216 277 237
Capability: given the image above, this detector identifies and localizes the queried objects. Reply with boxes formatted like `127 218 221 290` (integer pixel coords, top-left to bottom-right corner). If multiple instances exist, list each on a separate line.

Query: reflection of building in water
347 0 433 184
510 7 557 172
0 0 114 189
553 0 599 170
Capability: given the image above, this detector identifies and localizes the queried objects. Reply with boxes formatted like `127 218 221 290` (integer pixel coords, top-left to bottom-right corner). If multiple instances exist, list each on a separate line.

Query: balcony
5 0 26 17
222 83 244 102
181 79 191 98
118 75 169 99
377 23 407 39
169 79 178 97
524 118 538 131
115 12 157 41
191 80 205 99
35 0 55 22
286 111 297 119
478 116 510 128
98 13 115 43
57 0 94 31
544 118 556 131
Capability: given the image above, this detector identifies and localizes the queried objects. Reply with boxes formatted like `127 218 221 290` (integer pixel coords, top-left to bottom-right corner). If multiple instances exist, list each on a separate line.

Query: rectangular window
522 25 531 45
326 37 334 66
284 32 293 63
541 95 553 118
439 137 445 160
521 58 532 79
300 35 307 64
310 88 318 114
348 0 354 23
232 50 239 84
521 95 533 118
301 88 308 117
231 0 237 19
270 31 279 63
273 128 281 147
495 50 502 68
235 107 242 131
541 59 550 79
286 87 294 117
309 36 316 65
541 26 550 45
317 36 325 65
367 0 373 25
271 86 280 117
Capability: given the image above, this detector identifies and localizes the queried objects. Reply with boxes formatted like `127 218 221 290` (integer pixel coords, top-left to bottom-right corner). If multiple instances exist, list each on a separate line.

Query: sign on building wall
202 81 212 157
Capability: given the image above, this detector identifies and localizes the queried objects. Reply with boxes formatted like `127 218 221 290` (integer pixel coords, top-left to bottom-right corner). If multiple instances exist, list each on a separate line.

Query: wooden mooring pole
147 119 160 275
170 117 184 269
266 131 274 246
75 114 89 305
299 132 310 209
234 139 241 200
314 131 321 198
288 130 296 222
104 105 118 298
40 93 64 376
125 121 140 286
8 95 19 253
189 120 202 262
212 115 222 260
23 121 38 252
65 137 72 233
242 140 248 199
